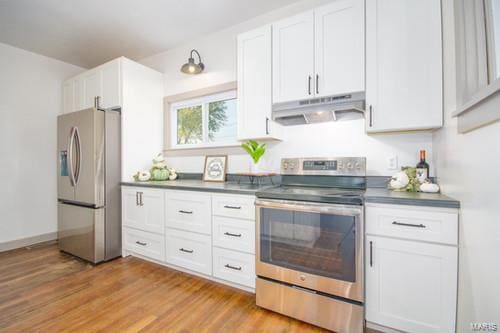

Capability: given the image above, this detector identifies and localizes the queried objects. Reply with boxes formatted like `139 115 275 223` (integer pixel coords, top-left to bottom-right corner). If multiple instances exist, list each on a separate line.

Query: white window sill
165 142 241 151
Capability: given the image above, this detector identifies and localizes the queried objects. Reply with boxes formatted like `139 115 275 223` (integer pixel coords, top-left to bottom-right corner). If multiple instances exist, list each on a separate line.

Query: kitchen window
170 90 237 148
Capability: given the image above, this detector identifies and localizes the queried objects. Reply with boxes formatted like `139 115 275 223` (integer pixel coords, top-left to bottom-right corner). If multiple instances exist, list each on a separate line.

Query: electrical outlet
387 156 398 170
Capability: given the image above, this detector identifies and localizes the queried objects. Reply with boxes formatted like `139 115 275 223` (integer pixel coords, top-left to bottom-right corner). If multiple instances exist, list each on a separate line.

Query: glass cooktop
256 185 365 205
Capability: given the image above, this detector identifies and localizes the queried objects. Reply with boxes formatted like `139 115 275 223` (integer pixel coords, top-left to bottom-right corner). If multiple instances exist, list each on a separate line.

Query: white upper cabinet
271 0 364 103
100 60 121 109
83 69 101 109
62 59 121 113
272 11 315 103
314 0 365 97
237 25 282 140
62 81 74 115
366 0 443 132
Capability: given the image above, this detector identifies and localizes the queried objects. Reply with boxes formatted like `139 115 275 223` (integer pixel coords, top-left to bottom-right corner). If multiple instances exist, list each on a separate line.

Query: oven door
256 198 363 302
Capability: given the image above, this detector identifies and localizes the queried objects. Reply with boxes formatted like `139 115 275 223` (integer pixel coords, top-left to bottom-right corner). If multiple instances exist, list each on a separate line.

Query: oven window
260 208 356 282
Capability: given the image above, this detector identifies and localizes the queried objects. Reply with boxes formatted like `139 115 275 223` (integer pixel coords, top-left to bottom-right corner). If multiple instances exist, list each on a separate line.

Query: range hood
272 91 365 126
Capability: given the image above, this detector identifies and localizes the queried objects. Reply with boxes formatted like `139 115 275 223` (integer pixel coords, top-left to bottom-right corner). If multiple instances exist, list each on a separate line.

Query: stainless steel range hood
272 91 365 126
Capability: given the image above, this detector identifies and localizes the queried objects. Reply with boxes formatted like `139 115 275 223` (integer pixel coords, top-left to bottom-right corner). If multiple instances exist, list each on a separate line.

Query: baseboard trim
0 232 58 252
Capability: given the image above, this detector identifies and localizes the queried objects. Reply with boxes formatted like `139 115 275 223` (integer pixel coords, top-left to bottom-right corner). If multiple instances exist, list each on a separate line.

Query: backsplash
164 119 433 176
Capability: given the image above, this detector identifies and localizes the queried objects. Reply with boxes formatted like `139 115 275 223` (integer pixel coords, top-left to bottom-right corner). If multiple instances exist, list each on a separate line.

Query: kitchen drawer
212 216 255 254
366 203 458 245
165 191 212 235
212 194 255 220
123 227 165 261
213 247 255 288
165 228 212 275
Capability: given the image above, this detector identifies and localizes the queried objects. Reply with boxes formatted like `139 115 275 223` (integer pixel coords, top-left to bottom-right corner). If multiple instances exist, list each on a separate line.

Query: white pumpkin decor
152 153 167 169
389 171 410 190
169 168 178 180
420 181 440 193
138 170 151 182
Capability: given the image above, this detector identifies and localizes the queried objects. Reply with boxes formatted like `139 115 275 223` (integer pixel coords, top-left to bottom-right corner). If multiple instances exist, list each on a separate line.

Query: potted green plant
241 140 266 173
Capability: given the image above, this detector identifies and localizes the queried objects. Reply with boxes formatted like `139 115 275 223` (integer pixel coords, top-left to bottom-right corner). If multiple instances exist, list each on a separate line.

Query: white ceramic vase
250 160 262 174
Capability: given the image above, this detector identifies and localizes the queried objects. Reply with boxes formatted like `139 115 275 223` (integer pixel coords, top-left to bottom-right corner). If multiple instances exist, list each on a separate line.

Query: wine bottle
416 150 430 184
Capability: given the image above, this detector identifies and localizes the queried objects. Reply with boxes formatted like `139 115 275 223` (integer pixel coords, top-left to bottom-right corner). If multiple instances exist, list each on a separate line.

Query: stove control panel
281 157 366 176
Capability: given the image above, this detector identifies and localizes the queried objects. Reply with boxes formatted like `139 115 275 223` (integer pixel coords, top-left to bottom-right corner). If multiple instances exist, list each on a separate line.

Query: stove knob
338 162 343 170
283 162 288 170
347 162 353 169
355 162 361 170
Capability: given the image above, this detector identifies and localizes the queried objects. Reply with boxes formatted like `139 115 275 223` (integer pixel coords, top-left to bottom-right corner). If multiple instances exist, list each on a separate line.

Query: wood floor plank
0 243 375 333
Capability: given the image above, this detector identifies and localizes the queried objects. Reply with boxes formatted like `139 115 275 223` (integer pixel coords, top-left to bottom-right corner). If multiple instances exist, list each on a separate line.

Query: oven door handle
255 198 363 216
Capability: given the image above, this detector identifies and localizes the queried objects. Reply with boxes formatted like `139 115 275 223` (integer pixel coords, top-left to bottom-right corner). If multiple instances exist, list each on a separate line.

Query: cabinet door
237 26 282 140
366 0 442 132
62 81 74 114
101 59 121 109
272 11 314 103
366 236 457 333
83 69 102 109
73 77 84 111
314 0 364 97
122 187 164 235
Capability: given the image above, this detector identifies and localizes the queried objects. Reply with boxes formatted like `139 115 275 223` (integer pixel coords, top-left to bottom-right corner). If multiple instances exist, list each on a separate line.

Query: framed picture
203 155 227 182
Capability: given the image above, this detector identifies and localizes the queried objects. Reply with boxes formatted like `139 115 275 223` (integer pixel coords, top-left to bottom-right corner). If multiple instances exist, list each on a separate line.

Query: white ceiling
0 0 299 68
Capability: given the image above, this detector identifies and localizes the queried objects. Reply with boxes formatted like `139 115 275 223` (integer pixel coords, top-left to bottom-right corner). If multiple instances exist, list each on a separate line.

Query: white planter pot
250 160 262 173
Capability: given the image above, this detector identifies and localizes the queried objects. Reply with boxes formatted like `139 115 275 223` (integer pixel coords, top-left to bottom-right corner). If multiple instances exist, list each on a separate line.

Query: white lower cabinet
365 204 458 333
213 247 255 288
165 228 212 276
123 227 165 262
122 186 257 291
122 187 165 234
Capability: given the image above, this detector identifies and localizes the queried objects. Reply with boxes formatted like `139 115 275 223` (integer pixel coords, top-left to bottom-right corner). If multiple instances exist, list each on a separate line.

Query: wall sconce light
180 49 205 74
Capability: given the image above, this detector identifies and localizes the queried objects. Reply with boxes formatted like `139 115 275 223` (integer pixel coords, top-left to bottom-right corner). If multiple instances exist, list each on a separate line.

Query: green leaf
241 140 266 164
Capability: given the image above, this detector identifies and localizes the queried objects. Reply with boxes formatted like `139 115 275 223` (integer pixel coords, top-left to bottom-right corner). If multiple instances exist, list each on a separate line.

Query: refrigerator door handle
67 127 76 187
73 126 82 185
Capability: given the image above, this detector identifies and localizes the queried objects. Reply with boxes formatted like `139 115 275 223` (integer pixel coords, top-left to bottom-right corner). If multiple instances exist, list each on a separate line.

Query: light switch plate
386 156 398 170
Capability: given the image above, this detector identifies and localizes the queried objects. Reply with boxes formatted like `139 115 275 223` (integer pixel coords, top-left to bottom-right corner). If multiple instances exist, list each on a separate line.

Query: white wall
434 0 500 330
0 42 83 245
140 0 434 176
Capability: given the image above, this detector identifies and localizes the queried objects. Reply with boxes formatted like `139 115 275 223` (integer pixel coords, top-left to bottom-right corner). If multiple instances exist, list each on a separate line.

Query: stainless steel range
255 157 366 333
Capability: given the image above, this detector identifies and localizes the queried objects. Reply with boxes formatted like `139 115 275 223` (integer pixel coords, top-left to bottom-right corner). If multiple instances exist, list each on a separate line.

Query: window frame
170 90 238 149
453 0 500 132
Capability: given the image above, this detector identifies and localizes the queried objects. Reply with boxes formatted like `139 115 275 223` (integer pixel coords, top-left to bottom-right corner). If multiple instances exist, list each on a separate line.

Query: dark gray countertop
121 180 273 195
364 188 460 209
122 180 460 208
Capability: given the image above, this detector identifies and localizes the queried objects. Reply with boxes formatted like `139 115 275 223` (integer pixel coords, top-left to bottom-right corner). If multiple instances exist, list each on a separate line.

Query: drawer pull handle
369 241 373 267
179 210 193 214
225 264 242 271
224 205 242 210
224 232 242 237
179 248 194 253
135 241 147 246
392 221 426 228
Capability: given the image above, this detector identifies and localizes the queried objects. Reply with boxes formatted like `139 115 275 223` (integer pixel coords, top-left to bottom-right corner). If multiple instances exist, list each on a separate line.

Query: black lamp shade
181 50 205 74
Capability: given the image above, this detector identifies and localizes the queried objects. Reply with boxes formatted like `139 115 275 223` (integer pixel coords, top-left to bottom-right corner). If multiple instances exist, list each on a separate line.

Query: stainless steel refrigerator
57 107 121 263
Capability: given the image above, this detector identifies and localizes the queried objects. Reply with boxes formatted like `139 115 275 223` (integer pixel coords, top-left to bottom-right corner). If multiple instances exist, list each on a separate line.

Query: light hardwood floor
0 243 376 333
